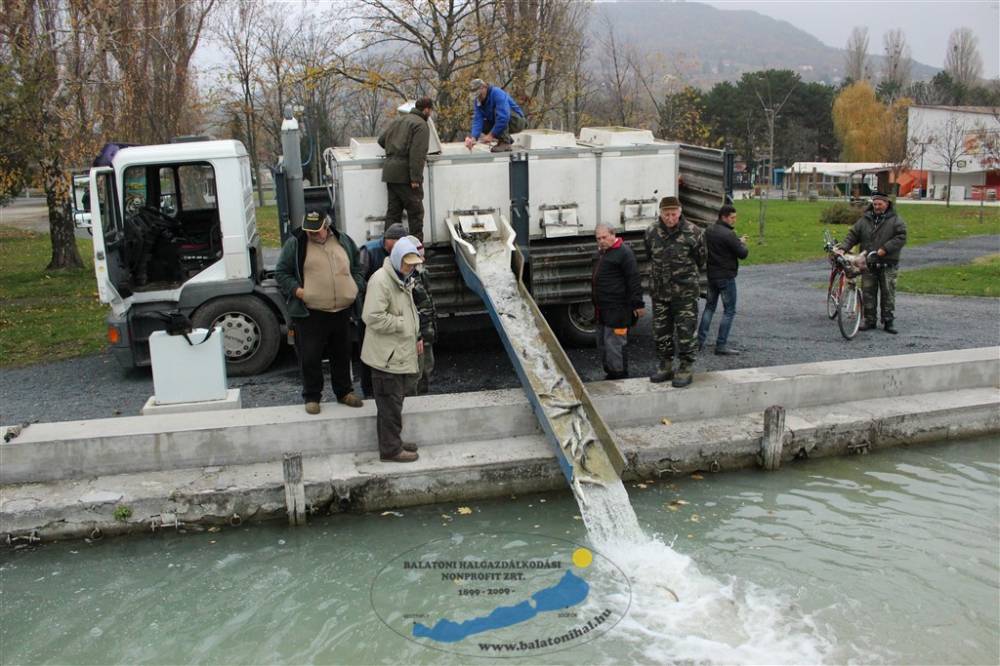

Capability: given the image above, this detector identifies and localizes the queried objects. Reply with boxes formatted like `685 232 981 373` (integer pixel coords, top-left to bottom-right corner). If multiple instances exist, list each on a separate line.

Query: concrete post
282 452 307 526
760 405 785 471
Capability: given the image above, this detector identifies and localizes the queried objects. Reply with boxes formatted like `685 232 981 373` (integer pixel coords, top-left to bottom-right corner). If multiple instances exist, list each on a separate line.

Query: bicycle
823 229 865 340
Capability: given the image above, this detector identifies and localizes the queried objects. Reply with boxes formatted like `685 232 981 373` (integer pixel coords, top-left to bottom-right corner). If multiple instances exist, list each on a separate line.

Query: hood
390 236 422 272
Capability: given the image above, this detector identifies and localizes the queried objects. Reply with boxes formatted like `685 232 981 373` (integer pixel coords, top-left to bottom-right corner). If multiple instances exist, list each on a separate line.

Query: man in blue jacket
463 79 527 152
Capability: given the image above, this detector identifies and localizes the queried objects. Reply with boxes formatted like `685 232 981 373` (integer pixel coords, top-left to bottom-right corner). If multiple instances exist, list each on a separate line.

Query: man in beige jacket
362 236 424 462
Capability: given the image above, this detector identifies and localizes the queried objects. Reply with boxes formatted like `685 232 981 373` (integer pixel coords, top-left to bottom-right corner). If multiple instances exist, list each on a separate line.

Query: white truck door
89 166 129 315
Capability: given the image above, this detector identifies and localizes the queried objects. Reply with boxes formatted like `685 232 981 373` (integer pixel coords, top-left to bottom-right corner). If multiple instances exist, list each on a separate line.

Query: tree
595 15 640 127
879 28 911 101
748 70 797 243
879 98 918 182
655 85 710 145
931 114 971 207
832 81 886 161
944 27 983 86
844 27 871 83
216 0 266 205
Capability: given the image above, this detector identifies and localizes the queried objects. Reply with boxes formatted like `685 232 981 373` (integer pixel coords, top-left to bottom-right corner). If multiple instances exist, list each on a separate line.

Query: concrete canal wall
2 348 998 542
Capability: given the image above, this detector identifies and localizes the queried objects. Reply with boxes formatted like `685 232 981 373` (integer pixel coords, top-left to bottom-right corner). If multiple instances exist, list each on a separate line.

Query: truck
76 110 731 375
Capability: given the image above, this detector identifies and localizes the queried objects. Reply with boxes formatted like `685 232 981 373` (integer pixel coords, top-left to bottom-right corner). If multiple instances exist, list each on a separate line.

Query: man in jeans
697 204 748 355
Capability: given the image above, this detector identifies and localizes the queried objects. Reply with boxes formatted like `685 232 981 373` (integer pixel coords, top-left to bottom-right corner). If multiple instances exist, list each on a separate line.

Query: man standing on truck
463 79 527 153
378 97 434 241
592 223 645 380
644 196 706 388
697 204 749 355
362 237 425 463
275 211 366 414
836 192 907 333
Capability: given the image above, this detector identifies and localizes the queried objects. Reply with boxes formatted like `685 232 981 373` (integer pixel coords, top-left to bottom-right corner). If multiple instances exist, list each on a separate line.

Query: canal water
2 438 997 665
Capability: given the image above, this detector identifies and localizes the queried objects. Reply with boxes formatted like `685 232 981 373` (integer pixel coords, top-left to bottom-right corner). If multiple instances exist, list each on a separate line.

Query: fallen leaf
381 511 404 517
572 515 582 520
666 505 679 512
207 526 221 533
670 499 689 506
457 507 473 515
691 473 704 480
636 483 648 489
690 514 701 523
660 418 672 426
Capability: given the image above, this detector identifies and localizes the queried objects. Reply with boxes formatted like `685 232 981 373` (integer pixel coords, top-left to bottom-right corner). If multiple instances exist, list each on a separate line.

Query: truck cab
87 140 286 375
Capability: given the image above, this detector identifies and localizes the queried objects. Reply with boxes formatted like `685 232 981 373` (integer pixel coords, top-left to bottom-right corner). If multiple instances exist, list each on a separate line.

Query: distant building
908 105 1000 200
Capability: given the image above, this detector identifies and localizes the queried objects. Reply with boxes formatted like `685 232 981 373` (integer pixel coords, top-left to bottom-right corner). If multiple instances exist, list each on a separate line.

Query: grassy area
898 253 1000 298
256 205 281 248
0 227 106 367
733 200 1000 265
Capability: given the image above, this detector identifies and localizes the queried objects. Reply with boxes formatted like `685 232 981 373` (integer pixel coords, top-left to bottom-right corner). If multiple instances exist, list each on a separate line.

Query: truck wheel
548 302 597 348
191 296 281 376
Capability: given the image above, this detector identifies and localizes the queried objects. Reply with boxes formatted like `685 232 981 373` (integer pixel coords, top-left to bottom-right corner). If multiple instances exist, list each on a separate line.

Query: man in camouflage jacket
406 236 437 394
644 196 707 388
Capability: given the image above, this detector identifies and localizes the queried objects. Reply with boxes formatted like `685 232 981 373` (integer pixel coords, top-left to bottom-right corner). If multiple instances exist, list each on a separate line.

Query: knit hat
871 191 891 202
384 223 407 241
659 195 681 210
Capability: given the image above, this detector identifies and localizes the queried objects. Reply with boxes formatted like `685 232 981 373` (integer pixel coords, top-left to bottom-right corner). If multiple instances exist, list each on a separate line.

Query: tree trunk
946 165 953 207
43 160 84 270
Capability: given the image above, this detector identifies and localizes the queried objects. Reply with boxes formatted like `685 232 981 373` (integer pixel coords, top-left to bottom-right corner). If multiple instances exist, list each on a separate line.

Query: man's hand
739 235 749 244
877 248 886 257
480 132 495 144
417 340 424 355
633 307 646 319
464 136 476 150
834 247 845 256
410 181 420 189
294 286 305 300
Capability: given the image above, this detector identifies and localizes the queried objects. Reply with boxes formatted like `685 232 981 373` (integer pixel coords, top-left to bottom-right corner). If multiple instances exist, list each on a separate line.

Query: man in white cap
362 236 425 462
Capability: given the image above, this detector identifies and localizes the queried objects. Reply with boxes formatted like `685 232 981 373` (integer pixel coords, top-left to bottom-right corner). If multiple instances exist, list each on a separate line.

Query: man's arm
273 238 300 300
838 221 861 252
470 102 485 140
377 126 387 149
622 247 645 311
694 229 708 272
882 217 907 255
362 275 403 333
731 229 749 259
409 122 430 184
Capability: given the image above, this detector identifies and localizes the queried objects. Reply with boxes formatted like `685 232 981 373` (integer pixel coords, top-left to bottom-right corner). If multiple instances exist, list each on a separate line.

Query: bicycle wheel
826 271 843 319
837 284 862 340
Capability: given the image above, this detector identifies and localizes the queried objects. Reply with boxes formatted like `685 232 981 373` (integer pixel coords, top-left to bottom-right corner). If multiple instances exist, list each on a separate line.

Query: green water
2 439 997 665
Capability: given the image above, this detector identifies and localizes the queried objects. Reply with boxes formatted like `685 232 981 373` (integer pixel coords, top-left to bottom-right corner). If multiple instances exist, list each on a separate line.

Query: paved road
1 235 997 425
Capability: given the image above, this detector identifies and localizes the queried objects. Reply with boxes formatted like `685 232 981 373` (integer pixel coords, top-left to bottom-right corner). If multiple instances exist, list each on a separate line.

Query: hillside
591 1 938 86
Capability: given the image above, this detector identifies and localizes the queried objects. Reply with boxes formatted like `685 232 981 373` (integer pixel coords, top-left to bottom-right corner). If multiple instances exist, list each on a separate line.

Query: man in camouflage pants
644 196 707 388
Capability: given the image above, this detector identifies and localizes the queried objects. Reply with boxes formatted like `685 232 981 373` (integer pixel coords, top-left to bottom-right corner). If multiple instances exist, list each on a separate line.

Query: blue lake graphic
412 570 590 643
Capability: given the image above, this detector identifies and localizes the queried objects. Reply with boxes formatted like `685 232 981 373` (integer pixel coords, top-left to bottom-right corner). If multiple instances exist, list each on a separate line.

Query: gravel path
2 235 997 425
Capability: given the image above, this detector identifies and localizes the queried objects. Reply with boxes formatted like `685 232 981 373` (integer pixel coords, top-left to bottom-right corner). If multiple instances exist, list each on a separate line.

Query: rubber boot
671 363 693 388
649 364 674 383
883 320 898 334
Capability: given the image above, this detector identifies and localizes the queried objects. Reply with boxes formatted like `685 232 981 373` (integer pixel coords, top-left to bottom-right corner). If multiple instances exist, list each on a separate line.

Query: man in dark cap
274 211 365 414
644 195 706 388
378 98 433 241
836 192 907 333
463 78 526 152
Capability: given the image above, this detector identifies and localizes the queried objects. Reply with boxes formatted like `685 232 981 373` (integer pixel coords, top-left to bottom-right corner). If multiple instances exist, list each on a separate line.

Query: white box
149 327 228 405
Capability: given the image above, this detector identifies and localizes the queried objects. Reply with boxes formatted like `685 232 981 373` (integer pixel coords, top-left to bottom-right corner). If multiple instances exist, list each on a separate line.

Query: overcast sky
704 0 999 78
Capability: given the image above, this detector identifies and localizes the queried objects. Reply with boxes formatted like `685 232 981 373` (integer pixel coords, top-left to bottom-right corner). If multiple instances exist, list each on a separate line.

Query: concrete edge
4 389 997 544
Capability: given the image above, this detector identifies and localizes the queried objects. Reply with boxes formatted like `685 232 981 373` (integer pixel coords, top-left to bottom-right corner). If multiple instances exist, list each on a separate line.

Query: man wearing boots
463 79 527 153
836 192 907 334
378 97 433 241
644 196 706 388
592 223 645 379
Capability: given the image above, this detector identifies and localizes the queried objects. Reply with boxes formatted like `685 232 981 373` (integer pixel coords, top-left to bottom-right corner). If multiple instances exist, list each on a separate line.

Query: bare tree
215 0 265 205
931 115 971 207
881 29 911 98
944 27 983 86
596 15 639 127
844 27 871 83
751 75 797 242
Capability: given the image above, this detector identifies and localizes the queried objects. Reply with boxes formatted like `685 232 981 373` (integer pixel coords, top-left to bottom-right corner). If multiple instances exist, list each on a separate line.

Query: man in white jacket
361 237 424 462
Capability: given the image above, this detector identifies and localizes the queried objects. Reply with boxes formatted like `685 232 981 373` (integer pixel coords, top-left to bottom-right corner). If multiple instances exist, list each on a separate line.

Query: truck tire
548 302 597 348
191 296 281 376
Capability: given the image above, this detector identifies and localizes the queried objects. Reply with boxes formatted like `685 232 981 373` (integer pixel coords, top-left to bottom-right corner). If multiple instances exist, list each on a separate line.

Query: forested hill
592 1 938 86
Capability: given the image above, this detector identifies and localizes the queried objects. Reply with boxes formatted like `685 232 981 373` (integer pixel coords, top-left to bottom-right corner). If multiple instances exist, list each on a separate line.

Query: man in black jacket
697 204 749 355
592 223 645 379
836 193 907 333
